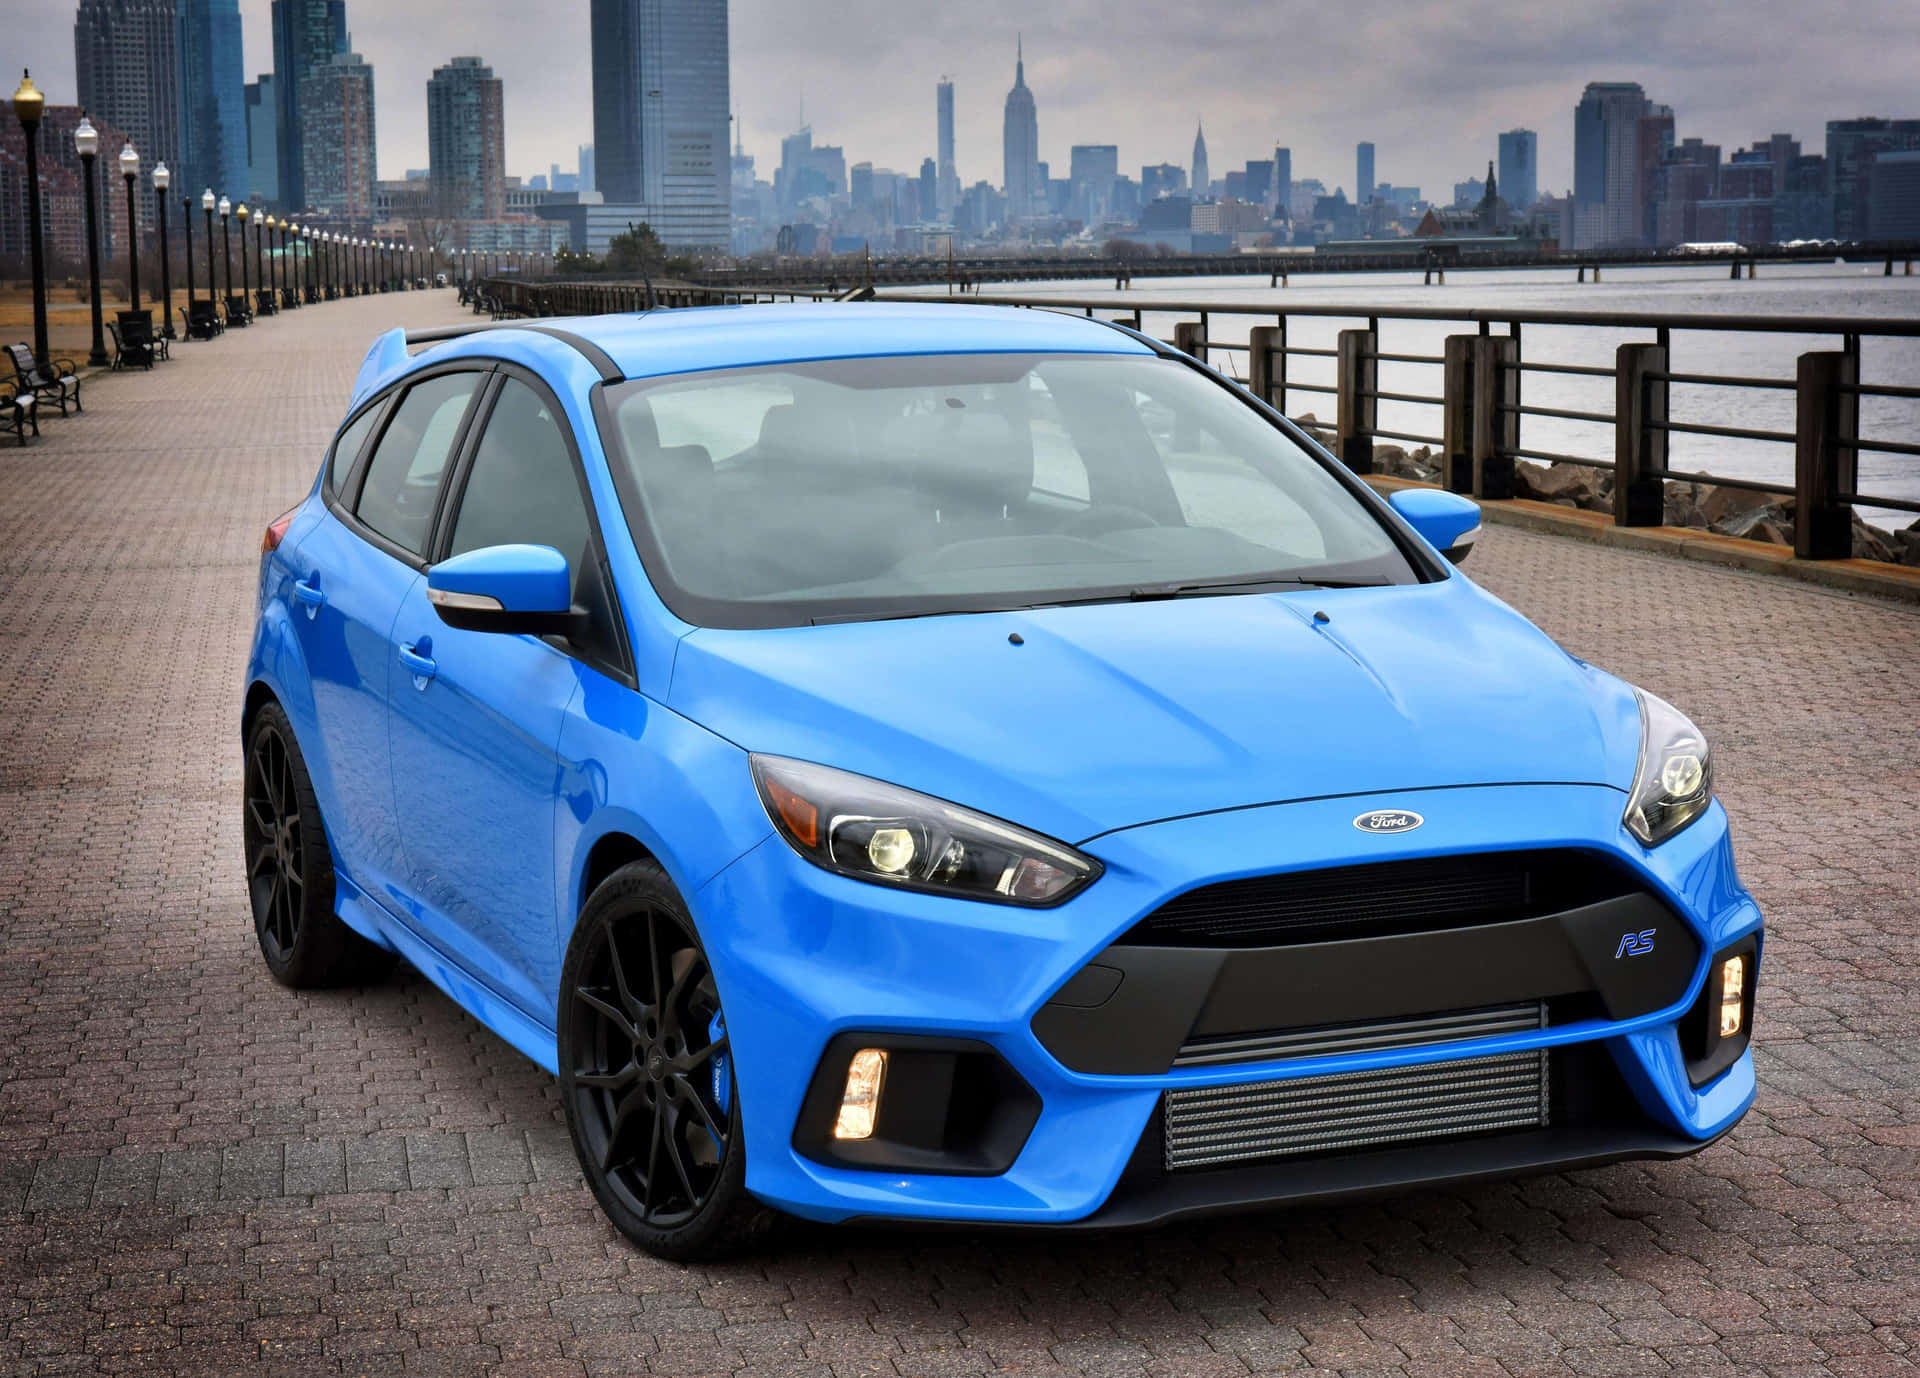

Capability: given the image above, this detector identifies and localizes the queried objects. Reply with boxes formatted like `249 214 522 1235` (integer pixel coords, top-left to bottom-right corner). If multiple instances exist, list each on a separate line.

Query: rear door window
354 373 483 556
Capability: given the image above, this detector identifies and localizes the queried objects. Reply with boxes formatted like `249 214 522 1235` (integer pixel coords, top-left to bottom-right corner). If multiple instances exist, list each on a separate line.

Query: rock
1713 503 1793 544
1897 529 1920 567
1851 516 1897 563
1700 485 1783 527
1370 443 1441 483
1513 461 1604 508
1663 481 1711 529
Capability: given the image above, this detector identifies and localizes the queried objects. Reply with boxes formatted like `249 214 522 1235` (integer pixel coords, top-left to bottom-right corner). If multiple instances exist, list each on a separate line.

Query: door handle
398 642 437 682
292 578 326 617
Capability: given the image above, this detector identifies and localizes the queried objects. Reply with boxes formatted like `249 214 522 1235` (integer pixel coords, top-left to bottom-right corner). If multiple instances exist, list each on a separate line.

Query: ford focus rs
242 302 1760 1259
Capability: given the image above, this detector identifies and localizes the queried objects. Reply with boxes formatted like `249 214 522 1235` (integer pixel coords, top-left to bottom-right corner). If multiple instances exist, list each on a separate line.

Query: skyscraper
1191 121 1208 200
1001 40 1039 226
589 0 731 249
177 0 246 205
1572 82 1651 249
427 57 506 220
244 75 279 201
1356 141 1374 203
936 78 957 219
578 144 596 193
74 0 181 227
1068 144 1118 225
1272 146 1291 216
1497 129 1537 211
1827 118 1920 239
271 0 348 209
300 49 375 225
920 157 938 225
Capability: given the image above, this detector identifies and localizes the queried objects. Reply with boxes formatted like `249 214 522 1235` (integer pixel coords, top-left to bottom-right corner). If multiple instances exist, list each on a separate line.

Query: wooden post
1442 335 1477 493
1336 328 1377 475
1472 336 1518 499
1248 325 1280 411
1614 343 1668 526
1172 320 1204 363
1794 350 1859 559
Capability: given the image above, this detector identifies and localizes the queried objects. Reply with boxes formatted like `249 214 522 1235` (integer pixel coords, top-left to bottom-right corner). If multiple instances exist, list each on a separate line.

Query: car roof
527 301 1157 382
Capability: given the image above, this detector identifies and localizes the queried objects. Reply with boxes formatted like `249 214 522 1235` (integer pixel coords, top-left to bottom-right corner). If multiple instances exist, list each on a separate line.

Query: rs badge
1615 929 1657 958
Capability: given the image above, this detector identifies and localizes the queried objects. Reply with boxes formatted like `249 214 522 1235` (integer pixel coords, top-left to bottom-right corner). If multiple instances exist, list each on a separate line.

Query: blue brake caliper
707 1012 730 1149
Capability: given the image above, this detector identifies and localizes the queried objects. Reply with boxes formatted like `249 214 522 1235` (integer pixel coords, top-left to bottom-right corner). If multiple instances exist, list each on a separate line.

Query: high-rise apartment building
1273 146 1291 216
427 57 506 220
1068 144 1118 225
271 0 347 209
588 0 731 249
300 50 375 225
1827 118 1920 239
1191 121 1208 200
1572 82 1652 248
1497 129 1537 211
1001 41 1040 225
919 157 937 224
244 75 279 201
177 0 246 206
74 0 181 228
936 78 957 219
1356 141 1374 204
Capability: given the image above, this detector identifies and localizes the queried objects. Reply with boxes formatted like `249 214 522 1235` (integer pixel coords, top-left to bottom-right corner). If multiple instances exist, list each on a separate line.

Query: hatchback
243 303 1760 1259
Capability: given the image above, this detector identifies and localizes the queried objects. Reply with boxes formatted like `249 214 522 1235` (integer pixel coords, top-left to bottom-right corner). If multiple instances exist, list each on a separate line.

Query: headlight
751 755 1102 906
1623 689 1713 846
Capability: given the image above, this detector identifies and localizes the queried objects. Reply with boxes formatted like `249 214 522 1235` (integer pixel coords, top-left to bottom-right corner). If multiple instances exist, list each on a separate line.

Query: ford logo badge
1354 810 1424 834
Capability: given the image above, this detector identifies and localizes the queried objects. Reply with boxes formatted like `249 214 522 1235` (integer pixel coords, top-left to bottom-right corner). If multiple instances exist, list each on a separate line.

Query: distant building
1572 81 1651 249
1868 150 1920 238
1451 177 1484 208
919 157 938 224
1242 160 1273 214
300 50 376 226
1650 137 1718 246
1068 144 1117 224
427 57 506 221
1001 41 1040 224
1774 153 1831 240
1191 121 1209 200
1497 129 1537 210
578 143 595 193
177 0 247 208
1695 152 1773 243
74 0 181 229
271 0 348 210
936 78 957 218
243 75 278 201
1272 147 1291 216
1827 118 1920 239
589 0 731 250
1 105 132 264
1356 142 1375 205
1140 163 1185 202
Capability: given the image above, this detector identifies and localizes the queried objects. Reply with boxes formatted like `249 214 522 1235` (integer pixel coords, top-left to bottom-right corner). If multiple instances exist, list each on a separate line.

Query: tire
241 700 394 987
559 860 784 1261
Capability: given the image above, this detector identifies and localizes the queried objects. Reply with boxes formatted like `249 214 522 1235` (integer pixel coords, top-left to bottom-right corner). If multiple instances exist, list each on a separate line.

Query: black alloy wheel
241 701 392 987
560 861 782 1260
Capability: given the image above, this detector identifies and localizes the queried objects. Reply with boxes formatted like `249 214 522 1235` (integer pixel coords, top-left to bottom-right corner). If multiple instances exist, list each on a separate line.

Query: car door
284 372 483 903
386 369 630 1019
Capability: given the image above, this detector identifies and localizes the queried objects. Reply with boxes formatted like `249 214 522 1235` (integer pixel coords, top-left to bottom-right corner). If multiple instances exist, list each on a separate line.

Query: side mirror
1388 488 1481 566
427 544 573 634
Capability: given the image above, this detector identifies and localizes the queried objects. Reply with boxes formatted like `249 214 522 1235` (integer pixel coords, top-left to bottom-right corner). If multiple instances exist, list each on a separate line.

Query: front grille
1174 1002 1546 1067
1125 849 1637 948
1164 1047 1550 1171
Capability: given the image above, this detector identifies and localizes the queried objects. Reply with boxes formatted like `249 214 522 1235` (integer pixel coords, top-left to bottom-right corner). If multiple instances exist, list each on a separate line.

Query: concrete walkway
0 293 1916 1376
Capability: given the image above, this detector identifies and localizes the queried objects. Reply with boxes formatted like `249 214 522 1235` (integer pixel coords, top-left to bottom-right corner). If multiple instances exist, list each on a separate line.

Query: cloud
10 0 1915 203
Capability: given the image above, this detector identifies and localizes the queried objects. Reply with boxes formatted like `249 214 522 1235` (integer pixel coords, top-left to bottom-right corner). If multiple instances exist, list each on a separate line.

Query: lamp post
76 115 108 368
218 194 236 324
262 214 277 312
182 192 194 332
153 161 173 338
236 202 251 317
117 142 141 316
13 71 51 372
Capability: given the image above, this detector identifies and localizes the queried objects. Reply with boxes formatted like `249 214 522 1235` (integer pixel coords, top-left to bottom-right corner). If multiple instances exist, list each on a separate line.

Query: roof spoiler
399 321 624 383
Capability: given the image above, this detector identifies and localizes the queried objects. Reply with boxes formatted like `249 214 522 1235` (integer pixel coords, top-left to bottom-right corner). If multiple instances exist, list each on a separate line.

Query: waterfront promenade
0 294 1917 1377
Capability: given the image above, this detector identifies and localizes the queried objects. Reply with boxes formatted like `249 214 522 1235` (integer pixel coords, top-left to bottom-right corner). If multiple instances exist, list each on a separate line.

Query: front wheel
558 861 783 1261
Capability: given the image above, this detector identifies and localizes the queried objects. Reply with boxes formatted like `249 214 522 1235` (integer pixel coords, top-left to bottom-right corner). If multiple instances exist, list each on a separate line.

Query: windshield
599 351 1422 628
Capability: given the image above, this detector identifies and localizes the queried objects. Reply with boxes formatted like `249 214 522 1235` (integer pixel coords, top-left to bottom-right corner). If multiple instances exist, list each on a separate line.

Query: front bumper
693 782 1761 1226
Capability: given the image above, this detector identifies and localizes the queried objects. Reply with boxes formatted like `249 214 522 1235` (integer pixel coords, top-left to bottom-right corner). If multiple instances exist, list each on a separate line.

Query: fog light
833 1048 888 1140
1719 955 1745 1036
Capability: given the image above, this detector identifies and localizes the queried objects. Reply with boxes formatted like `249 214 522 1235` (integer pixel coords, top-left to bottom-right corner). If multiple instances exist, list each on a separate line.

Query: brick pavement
0 293 1916 1377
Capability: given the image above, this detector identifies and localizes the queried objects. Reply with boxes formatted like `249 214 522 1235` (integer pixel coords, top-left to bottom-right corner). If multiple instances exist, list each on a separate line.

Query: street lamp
75 115 108 368
153 160 173 338
218 194 237 324
182 190 194 334
235 202 251 316
258 213 275 313
117 142 141 318
13 70 51 372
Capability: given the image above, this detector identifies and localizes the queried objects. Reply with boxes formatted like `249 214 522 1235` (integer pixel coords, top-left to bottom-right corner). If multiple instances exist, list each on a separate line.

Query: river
904 264 1920 529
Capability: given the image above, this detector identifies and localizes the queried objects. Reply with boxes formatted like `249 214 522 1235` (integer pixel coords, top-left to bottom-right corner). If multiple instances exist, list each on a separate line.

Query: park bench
186 300 222 339
224 293 252 327
0 379 37 445
6 343 82 416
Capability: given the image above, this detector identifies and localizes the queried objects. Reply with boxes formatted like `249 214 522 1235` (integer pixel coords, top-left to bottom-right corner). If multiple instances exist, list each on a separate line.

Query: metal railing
474 279 1920 560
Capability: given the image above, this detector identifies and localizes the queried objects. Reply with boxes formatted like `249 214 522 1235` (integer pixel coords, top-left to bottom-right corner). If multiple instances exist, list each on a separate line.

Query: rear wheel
242 701 393 987
559 861 782 1261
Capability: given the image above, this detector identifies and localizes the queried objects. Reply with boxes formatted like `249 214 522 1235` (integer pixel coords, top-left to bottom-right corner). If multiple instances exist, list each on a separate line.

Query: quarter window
326 403 382 496
354 373 481 556
447 378 592 599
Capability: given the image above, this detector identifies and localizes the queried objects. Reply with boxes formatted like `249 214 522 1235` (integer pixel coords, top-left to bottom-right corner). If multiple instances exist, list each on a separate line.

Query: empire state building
1001 39 1040 227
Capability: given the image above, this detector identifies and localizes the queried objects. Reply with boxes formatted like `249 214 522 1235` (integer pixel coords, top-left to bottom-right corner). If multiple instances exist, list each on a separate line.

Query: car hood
669 578 1641 846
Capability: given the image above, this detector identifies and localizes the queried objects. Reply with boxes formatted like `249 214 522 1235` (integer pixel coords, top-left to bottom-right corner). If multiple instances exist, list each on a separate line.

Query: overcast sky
12 0 1917 200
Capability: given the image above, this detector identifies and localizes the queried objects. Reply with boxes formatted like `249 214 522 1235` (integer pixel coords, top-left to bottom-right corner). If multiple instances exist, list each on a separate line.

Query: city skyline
10 0 1919 208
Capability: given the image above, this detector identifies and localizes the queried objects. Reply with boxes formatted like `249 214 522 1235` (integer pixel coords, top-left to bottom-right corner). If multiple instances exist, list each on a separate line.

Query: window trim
328 363 495 571
430 361 636 688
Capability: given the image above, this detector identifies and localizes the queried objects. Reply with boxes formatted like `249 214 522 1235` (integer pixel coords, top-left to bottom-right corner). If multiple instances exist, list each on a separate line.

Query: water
903 264 1920 529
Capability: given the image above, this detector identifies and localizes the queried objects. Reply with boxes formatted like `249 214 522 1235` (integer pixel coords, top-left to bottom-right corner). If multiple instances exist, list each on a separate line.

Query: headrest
756 403 854 462
913 412 1033 512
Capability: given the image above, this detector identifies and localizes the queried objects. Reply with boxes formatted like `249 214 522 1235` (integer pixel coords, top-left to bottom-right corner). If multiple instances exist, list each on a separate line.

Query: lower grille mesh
1164 1048 1549 1171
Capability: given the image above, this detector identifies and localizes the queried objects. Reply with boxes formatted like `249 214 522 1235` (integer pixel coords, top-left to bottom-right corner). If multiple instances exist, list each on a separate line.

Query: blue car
243 302 1760 1259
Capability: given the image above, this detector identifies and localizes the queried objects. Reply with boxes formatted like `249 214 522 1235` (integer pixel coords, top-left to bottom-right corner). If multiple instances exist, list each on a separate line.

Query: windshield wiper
1127 575 1387 601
